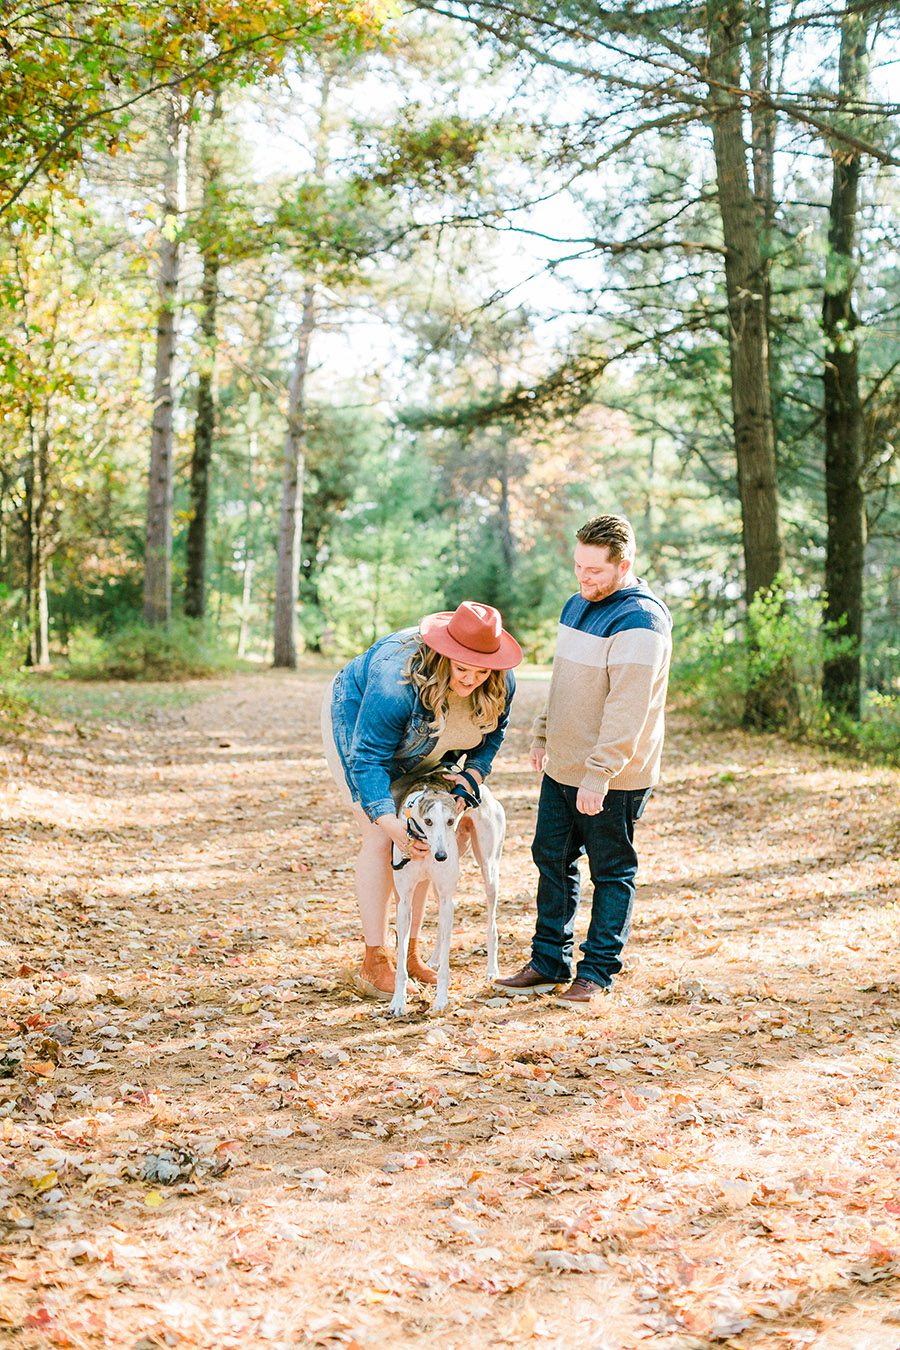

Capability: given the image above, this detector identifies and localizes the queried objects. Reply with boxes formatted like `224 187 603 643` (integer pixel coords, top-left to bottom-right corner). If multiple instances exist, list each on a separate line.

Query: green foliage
66 620 234 681
0 627 31 734
812 692 900 766
442 526 515 624
366 111 489 192
673 579 896 761
676 579 846 728
317 438 451 654
1 1 385 217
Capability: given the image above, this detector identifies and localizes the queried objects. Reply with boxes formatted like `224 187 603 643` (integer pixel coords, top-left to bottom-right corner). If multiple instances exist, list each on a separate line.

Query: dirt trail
0 669 898 1349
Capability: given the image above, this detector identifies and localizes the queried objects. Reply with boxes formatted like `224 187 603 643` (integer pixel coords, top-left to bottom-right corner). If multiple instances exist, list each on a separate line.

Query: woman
321 601 522 999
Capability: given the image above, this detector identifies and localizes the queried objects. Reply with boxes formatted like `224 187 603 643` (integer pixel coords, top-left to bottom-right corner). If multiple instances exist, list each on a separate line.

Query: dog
387 771 505 1017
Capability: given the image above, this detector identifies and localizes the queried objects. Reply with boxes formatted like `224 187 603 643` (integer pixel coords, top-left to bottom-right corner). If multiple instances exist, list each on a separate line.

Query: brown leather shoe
493 962 563 996
553 977 607 1007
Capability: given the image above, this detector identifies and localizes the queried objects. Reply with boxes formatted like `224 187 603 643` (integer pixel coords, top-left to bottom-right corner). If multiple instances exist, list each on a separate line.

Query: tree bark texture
24 423 50 667
143 97 186 626
497 426 515 577
184 102 222 621
706 0 797 728
748 0 776 394
707 0 785 606
272 283 317 668
822 2 869 719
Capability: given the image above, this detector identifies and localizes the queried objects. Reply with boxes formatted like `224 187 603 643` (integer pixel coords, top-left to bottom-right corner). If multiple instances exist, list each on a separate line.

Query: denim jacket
330 627 516 822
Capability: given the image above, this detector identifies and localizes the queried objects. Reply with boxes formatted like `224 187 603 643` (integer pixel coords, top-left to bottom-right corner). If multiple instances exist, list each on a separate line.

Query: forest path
1 669 899 1349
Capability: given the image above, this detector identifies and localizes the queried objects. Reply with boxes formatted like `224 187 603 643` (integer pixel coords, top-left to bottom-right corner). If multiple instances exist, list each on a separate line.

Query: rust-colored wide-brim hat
419 601 522 670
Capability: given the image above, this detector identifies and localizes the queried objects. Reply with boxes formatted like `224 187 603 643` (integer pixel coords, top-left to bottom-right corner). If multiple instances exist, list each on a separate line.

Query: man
495 513 672 1007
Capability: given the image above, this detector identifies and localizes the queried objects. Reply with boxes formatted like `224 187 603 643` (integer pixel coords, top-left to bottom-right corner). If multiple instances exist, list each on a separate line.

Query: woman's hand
376 813 429 859
442 767 483 814
442 767 483 789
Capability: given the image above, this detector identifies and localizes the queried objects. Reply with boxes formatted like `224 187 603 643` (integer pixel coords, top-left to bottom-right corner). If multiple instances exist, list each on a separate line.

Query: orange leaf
23 1060 55 1078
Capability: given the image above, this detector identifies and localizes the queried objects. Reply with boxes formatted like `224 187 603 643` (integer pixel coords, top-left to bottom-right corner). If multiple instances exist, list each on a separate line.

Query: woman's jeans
530 775 651 987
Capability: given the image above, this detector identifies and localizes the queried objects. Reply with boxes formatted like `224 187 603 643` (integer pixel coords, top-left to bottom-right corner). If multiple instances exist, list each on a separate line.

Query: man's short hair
576 514 636 564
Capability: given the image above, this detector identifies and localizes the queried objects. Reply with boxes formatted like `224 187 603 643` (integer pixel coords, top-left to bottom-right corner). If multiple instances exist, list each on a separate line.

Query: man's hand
530 746 547 774
376 813 429 858
576 787 606 816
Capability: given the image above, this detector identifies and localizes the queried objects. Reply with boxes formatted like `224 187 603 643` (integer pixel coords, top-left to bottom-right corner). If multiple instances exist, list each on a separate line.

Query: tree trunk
706 0 795 728
497 426 515 576
272 283 317 667
237 424 259 660
822 2 869 720
24 426 50 667
143 96 186 626
272 73 331 669
237 558 255 660
184 98 222 621
748 0 776 395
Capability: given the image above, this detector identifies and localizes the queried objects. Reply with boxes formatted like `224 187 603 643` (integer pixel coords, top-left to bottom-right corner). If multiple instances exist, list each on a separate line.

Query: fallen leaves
533 1249 609 1272
0 673 897 1348
21 1059 56 1078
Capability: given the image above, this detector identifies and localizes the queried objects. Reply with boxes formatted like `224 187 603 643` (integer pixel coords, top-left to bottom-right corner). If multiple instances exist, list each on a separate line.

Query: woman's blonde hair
404 641 508 734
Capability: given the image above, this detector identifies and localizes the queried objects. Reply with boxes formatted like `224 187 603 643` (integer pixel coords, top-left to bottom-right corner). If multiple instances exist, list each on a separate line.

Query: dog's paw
387 1000 407 1018
432 997 448 1014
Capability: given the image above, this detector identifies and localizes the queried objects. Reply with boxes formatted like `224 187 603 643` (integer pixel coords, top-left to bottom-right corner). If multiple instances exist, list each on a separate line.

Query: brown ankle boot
354 944 395 1000
407 939 437 986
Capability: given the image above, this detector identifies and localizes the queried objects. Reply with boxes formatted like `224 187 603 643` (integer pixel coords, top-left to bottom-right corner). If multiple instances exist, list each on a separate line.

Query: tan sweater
532 583 672 794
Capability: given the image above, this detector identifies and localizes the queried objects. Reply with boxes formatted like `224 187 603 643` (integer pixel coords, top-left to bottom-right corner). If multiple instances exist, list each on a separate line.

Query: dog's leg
472 794 506 979
389 878 414 1017
432 883 456 1013
430 839 459 1012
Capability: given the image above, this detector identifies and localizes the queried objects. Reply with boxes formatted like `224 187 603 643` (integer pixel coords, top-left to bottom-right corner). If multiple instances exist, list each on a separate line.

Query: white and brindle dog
388 772 505 1017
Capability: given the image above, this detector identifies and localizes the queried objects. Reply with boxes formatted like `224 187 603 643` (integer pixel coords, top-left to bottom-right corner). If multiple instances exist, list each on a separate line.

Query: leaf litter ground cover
0 670 898 1350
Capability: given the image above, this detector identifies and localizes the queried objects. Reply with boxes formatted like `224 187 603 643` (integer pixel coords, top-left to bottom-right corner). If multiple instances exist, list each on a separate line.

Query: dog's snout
434 850 448 863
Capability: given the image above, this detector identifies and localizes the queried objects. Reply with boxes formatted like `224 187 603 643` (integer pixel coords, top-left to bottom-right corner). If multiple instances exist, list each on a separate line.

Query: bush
0 630 31 732
672 614 747 726
673 580 844 729
811 692 900 767
66 620 234 681
673 579 897 763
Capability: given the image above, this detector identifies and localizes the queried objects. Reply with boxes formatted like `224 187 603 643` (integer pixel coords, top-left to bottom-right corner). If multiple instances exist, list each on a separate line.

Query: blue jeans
530 775 651 987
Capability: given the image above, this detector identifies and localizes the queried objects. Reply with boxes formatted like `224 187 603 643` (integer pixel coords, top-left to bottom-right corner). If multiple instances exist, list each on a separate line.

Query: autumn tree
0 1 385 219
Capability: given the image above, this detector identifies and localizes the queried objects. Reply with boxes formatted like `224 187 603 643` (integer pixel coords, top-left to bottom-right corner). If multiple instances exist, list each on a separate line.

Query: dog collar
391 796 428 871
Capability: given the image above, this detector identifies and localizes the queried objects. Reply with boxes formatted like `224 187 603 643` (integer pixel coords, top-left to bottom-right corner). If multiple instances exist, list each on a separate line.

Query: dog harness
449 769 482 810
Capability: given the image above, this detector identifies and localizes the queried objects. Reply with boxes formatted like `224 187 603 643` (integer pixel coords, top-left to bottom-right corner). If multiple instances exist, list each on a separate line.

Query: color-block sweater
532 580 672 795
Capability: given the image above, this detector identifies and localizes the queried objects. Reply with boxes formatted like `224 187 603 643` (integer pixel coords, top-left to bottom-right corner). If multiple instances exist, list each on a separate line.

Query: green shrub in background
66 620 234 681
673 579 898 764
672 612 747 726
0 627 31 732
814 691 900 765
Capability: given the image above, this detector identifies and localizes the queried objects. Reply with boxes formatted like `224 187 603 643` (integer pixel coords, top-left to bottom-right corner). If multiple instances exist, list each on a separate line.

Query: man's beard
580 580 618 602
